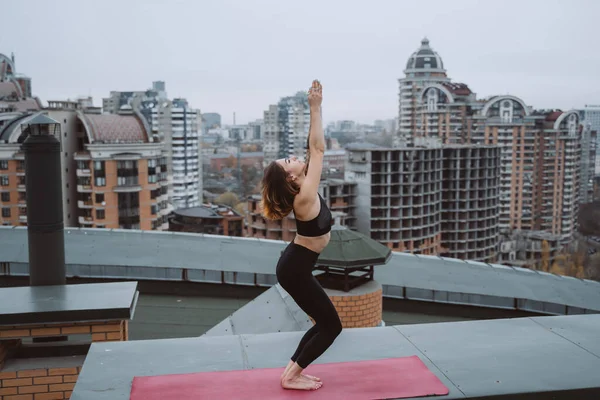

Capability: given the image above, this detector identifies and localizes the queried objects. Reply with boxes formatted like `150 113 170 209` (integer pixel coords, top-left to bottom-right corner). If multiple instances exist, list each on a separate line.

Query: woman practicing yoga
260 79 342 391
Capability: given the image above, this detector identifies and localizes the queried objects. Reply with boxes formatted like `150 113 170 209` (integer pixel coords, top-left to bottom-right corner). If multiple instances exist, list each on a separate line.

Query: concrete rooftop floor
72 314 600 400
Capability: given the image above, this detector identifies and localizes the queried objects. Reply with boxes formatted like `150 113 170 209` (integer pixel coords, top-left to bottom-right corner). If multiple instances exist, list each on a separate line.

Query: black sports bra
295 193 333 237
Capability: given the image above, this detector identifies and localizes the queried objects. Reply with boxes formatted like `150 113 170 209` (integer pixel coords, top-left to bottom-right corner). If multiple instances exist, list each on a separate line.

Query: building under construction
246 179 357 240
345 143 501 262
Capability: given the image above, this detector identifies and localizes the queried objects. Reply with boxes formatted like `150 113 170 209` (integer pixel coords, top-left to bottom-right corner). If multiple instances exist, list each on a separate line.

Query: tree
588 254 600 281
540 240 550 272
550 254 567 276
550 262 563 275
224 155 237 169
241 165 259 197
234 202 246 215
215 192 239 208
578 201 600 236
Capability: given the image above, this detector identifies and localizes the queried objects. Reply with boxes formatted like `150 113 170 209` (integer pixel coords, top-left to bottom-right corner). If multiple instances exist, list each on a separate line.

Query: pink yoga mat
130 355 450 400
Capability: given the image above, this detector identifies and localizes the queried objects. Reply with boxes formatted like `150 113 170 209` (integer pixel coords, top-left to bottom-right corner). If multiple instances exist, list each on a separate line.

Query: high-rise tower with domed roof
397 38 451 145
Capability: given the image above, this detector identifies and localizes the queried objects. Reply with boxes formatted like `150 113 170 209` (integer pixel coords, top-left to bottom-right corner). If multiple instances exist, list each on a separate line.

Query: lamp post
21 114 66 287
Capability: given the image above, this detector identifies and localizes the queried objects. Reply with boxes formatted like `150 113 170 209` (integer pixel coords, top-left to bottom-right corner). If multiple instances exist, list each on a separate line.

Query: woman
260 80 342 391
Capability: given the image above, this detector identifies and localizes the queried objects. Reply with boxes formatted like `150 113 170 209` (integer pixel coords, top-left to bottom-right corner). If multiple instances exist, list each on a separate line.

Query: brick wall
0 320 129 399
306 282 383 328
0 320 128 343
329 287 382 328
0 366 80 400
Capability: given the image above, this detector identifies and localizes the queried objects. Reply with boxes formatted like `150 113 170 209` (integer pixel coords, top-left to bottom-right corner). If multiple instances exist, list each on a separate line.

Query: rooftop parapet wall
0 227 599 315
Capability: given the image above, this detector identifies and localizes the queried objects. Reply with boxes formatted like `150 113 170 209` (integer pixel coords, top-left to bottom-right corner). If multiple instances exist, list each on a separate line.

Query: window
95 176 106 186
94 161 105 171
117 176 138 186
0 160 8 170
96 193 104 203
96 209 105 219
1 192 9 202
2 208 10 218
0 176 8 186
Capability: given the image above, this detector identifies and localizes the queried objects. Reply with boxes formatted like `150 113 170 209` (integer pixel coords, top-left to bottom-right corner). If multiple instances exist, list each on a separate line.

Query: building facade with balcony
73 111 168 230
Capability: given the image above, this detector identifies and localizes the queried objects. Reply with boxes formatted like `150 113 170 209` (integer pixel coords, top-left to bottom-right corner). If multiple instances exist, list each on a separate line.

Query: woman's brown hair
260 161 300 220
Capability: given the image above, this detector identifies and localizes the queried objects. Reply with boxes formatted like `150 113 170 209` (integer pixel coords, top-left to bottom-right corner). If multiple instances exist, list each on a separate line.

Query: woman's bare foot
281 360 294 382
302 373 321 382
281 362 323 390
281 360 321 382
282 374 323 391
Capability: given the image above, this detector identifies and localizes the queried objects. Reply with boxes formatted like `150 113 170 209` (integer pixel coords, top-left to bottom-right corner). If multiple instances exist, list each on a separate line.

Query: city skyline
1 0 599 125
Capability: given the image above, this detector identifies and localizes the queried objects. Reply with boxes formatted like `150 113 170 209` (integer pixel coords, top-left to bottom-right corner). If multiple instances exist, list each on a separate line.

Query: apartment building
530 110 582 242
0 54 44 227
579 105 599 203
579 105 600 176
323 149 346 178
397 38 451 144
71 104 169 230
103 82 202 210
398 39 589 245
345 144 501 262
262 92 310 166
0 52 35 101
579 124 597 204
0 99 169 230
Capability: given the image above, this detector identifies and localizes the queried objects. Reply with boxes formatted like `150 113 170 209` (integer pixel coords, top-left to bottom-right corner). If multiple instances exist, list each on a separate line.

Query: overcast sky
2 0 599 125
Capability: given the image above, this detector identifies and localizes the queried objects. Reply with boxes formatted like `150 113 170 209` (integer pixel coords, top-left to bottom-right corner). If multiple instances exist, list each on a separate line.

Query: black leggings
276 242 342 369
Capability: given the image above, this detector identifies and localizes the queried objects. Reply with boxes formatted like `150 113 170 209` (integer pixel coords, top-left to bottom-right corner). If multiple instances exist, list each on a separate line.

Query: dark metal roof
316 226 391 267
174 206 222 219
405 38 445 71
